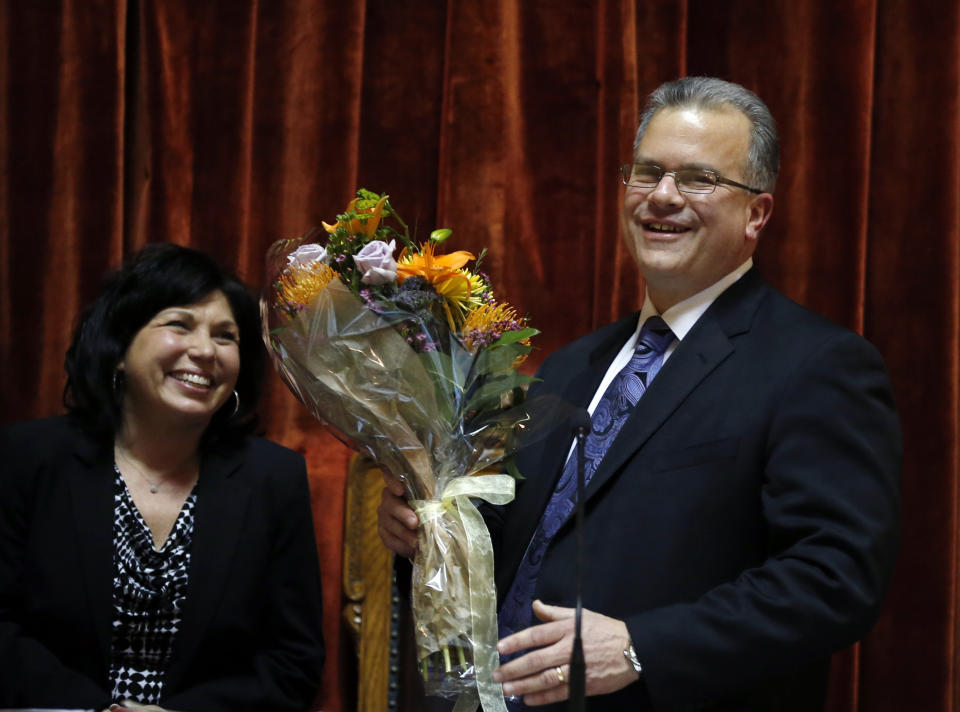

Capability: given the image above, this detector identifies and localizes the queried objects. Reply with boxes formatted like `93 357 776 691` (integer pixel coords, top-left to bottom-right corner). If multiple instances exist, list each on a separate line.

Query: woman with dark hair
0 243 325 712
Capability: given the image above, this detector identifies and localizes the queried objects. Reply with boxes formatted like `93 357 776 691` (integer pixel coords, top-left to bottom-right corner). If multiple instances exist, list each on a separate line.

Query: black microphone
568 408 590 711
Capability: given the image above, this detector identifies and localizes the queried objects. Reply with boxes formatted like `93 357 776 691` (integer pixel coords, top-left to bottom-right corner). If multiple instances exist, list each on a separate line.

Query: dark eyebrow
157 307 238 330
156 307 193 320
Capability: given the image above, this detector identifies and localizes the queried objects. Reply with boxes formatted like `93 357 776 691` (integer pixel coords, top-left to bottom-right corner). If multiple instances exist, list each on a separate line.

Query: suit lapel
497 314 639 594
582 317 732 498
165 444 250 691
580 268 767 505
69 434 116 669
497 270 769 593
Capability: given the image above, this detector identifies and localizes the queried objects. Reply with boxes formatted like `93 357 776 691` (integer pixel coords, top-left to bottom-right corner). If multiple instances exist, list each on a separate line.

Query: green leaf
492 327 539 347
419 350 457 389
504 457 524 481
463 373 537 415
416 350 465 421
474 341 532 375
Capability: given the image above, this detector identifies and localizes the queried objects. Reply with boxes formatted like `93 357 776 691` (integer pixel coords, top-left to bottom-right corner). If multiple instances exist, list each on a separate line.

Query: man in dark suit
379 77 901 710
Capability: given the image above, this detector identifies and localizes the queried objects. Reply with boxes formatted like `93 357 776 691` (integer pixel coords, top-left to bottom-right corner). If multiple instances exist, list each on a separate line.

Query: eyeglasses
620 163 763 195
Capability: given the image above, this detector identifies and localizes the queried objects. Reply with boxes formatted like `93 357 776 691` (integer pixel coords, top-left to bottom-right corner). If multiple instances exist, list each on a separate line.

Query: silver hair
634 77 779 194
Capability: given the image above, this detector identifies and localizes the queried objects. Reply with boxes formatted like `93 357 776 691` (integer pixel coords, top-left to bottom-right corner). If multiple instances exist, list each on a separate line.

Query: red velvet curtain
2 1 958 710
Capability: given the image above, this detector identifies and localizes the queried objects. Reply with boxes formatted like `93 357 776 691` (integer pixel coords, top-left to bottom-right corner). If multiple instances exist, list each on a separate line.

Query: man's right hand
377 470 420 558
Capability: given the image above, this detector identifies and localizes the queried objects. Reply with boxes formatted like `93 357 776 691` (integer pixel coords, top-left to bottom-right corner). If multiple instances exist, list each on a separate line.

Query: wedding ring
555 665 565 684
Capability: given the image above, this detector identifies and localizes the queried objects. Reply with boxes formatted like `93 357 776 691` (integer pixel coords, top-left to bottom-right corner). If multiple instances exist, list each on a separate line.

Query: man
379 77 901 710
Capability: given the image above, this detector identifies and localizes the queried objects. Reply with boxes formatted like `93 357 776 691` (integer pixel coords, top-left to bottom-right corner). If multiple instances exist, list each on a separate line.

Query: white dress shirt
584 258 754 419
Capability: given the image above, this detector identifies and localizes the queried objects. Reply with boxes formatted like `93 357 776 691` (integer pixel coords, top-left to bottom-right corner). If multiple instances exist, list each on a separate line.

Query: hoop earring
230 389 240 417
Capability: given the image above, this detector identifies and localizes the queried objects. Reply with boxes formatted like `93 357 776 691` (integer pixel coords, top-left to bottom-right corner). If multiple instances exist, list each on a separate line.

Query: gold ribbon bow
412 474 515 712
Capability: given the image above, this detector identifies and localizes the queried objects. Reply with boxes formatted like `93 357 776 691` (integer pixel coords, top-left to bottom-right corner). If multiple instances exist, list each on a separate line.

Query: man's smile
644 221 692 234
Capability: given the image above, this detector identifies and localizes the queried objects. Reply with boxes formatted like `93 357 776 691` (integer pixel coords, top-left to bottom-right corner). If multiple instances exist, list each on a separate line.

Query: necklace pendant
150 484 159 494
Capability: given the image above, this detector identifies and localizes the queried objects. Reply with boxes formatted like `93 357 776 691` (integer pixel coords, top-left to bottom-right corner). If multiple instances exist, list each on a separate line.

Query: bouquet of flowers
262 189 545 712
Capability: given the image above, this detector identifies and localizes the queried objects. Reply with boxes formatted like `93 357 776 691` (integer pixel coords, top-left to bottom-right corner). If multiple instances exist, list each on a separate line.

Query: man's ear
745 192 774 242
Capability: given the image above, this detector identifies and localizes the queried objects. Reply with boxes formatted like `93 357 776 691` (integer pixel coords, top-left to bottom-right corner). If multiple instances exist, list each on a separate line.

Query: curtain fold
857 2 960 709
1 0 127 422
2 1 958 710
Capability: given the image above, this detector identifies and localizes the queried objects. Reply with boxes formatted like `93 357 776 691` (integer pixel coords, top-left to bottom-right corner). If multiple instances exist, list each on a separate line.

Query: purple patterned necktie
498 316 675 655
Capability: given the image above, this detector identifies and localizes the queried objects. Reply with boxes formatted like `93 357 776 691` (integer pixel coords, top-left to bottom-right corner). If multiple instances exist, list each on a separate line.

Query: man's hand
106 702 171 712
376 469 419 558
493 600 640 706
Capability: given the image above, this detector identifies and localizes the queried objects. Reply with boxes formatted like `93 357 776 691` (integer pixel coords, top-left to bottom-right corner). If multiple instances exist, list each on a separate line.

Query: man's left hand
109 702 171 712
493 599 640 706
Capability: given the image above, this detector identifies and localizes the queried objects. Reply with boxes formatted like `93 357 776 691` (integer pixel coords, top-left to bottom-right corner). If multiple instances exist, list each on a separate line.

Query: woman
0 244 325 711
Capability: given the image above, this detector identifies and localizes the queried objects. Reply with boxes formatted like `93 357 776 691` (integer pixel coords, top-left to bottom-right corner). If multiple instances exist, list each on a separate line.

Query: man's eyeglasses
620 163 763 195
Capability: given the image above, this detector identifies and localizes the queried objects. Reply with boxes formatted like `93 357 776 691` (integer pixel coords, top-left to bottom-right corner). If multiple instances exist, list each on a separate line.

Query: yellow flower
459 269 491 310
322 195 389 236
462 301 520 337
275 262 337 312
434 273 473 306
461 301 530 365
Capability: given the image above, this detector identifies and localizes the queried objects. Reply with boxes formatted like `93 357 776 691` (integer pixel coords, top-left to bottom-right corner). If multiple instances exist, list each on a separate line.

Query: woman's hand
376 469 419 558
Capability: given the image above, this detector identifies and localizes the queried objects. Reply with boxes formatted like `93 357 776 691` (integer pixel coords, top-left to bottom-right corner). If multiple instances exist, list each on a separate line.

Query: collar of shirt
584 258 753 419
639 257 754 351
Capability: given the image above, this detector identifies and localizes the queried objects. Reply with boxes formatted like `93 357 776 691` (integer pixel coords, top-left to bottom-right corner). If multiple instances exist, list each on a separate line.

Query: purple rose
353 239 398 285
287 243 328 267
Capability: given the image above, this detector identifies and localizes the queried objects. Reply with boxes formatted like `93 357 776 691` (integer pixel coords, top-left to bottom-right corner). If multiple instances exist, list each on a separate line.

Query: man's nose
648 173 685 207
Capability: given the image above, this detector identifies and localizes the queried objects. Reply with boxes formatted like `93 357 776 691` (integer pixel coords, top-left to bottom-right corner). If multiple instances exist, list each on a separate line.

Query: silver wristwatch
623 643 643 675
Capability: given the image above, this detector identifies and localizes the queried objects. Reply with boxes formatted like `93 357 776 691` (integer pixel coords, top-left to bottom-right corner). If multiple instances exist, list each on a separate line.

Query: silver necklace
115 447 164 494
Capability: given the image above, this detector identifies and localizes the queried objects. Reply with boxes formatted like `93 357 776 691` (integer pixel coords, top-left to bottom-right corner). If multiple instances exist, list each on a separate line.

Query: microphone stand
568 409 590 712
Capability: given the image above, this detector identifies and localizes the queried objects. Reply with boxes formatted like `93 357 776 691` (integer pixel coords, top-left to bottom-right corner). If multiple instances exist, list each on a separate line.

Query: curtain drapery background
2 1 957 710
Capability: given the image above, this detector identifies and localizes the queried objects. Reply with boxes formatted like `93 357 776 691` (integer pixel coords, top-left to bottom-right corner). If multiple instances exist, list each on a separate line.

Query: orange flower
397 243 478 329
396 242 476 286
322 195 389 236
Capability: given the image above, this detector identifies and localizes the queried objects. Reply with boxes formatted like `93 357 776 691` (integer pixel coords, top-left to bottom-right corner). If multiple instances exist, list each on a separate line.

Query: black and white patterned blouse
107 465 197 704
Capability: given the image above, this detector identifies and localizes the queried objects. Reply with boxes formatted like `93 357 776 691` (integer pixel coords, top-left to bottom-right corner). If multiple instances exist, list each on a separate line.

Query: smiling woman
0 244 326 711
119 292 242 436
65 244 265 448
